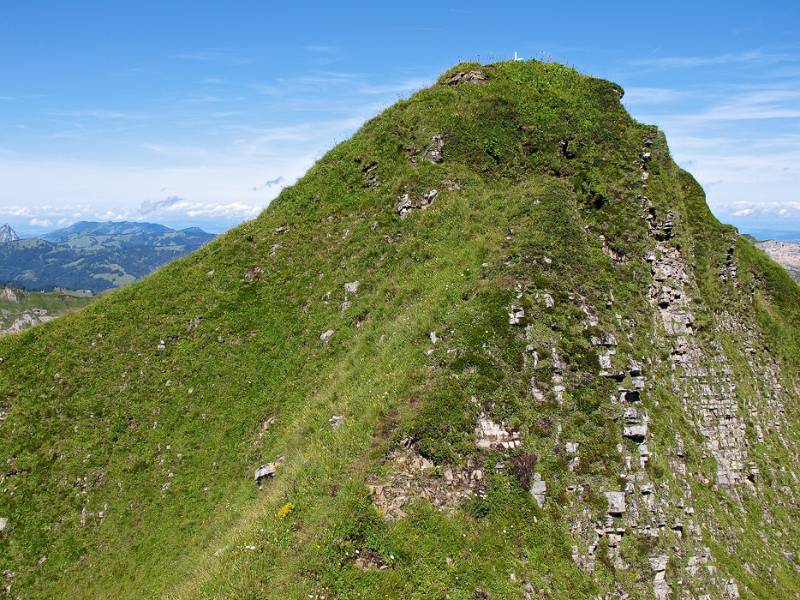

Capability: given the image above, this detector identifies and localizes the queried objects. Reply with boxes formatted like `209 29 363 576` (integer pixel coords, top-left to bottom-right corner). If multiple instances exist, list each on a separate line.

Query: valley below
0 221 215 294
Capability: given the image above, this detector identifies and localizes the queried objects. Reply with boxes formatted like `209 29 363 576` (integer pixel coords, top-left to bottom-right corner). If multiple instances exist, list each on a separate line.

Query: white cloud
622 71 800 226
138 196 263 219
0 206 33 217
253 71 362 98
639 89 800 126
50 109 146 121
139 196 184 214
140 143 216 161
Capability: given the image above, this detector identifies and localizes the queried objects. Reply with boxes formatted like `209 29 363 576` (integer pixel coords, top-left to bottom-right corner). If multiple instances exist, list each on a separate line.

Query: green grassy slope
1 61 798 599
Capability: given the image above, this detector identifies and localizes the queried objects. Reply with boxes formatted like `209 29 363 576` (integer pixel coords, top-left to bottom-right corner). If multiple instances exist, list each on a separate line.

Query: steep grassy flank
1 61 798 599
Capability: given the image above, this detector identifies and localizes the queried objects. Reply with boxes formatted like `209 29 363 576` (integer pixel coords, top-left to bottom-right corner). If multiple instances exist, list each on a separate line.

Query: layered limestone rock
563 135 778 598
475 414 521 450
646 215 748 490
638 134 755 497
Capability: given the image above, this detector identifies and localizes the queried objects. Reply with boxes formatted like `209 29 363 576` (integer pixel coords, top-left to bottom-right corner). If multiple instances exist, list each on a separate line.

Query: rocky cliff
0 61 798 599
756 240 800 281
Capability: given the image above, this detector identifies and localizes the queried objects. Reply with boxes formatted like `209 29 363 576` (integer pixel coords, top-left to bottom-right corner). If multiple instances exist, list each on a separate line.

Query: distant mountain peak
0 223 20 243
40 220 187 243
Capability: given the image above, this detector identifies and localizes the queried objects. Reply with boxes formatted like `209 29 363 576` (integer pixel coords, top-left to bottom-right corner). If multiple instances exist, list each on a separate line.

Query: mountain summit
0 62 798 599
0 224 19 244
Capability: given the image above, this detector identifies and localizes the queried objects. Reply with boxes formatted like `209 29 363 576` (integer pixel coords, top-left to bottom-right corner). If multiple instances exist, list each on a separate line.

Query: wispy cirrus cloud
357 78 430 95
622 45 800 229
141 142 216 160
245 70 429 118
637 88 800 126
623 87 681 105
302 44 341 65
252 70 363 97
49 109 147 120
632 49 800 69
173 48 252 65
704 89 800 121
1 60 434 232
658 136 800 226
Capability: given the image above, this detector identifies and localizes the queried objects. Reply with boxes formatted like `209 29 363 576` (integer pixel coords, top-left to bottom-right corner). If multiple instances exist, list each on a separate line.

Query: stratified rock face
0 224 20 244
647 219 748 489
475 414 521 450
0 61 798 599
559 139 778 598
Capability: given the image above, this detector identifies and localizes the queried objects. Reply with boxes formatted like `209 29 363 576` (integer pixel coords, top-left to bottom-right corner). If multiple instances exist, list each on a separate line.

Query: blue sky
1 1 799 237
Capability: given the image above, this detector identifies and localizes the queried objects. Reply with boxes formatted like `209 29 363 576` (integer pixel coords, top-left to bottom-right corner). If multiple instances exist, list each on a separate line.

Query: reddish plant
510 453 538 489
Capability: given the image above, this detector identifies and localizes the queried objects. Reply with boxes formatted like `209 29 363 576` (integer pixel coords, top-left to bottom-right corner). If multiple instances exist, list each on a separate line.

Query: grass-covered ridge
0 61 798 599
